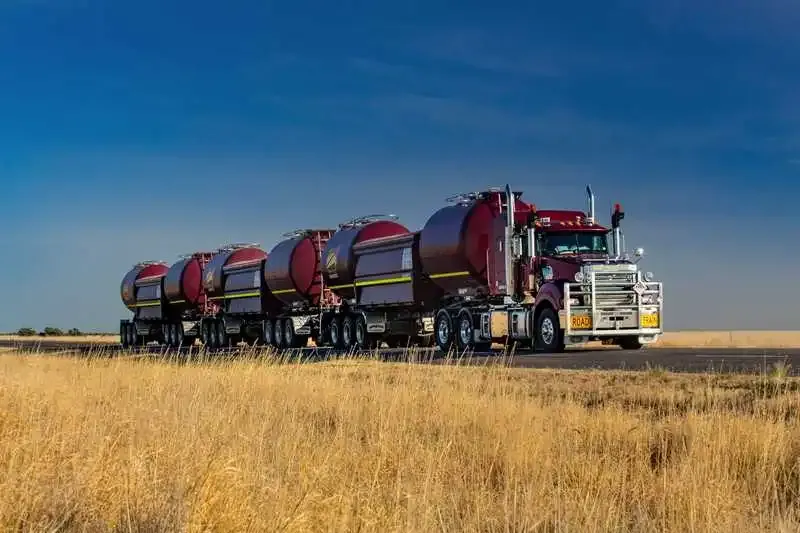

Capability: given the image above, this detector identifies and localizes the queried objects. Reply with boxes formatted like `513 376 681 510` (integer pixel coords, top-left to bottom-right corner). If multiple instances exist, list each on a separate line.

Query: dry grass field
1 349 799 532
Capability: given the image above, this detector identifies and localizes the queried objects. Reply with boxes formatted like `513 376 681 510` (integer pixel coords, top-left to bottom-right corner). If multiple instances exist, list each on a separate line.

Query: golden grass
1 349 799 532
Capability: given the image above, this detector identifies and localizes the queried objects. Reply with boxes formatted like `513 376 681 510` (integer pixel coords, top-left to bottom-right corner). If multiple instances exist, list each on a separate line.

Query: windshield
538 231 609 256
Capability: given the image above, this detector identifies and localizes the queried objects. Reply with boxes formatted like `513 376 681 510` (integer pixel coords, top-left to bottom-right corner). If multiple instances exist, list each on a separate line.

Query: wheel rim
331 322 339 346
356 321 365 345
541 317 555 346
437 315 450 345
217 322 226 347
274 321 283 346
284 320 293 345
264 321 272 345
176 323 183 346
459 316 472 346
343 319 352 346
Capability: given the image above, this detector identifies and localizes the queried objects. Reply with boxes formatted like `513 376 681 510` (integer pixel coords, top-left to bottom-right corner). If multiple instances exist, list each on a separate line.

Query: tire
342 315 356 350
329 317 343 350
175 322 185 347
283 318 298 349
534 307 565 353
434 310 454 353
216 320 228 348
619 337 644 350
263 320 274 347
201 321 211 348
131 324 139 347
120 323 129 348
455 311 474 351
355 315 378 350
274 319 285 349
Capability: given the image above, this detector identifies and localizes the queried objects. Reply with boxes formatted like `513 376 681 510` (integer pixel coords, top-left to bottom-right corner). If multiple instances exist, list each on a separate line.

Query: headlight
574 271 584 282
643 271 654 282
641 294 659 305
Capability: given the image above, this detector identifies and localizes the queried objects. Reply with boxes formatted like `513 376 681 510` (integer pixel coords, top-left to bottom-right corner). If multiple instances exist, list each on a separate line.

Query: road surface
0 339 797 375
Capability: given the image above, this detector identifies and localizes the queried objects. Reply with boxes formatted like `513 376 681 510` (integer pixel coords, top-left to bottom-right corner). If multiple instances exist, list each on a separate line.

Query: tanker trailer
119 260 169 348
319 214 436 349
263 228 340 349
161 251 215 347
201 243 279 348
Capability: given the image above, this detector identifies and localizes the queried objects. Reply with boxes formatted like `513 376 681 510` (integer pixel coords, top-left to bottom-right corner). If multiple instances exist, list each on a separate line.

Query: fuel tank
163 252 213 309
264 229 336 307
202 244 267 299
418 189 533 295
321 215 410 300
120 261 169 311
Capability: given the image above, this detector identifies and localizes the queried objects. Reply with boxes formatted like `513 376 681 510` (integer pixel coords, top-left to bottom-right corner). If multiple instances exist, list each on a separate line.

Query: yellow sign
570 314 592 329
640 313 659 328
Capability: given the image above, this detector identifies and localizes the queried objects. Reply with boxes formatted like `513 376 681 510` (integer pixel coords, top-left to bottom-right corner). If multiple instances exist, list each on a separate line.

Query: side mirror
634 247 644 257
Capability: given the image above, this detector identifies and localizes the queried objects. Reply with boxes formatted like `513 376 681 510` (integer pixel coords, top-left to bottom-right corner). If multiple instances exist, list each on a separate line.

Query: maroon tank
121 261 169 310
419 189 533 295
264 229 335 306
164 252 213 308
321 215 410 300
203 244 267 299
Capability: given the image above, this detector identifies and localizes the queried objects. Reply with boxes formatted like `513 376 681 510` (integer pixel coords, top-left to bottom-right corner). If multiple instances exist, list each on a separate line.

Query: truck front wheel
535 307 565 353
618 337 644 350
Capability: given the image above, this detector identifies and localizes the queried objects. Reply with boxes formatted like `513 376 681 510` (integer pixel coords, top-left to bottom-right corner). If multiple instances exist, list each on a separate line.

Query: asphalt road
1 339 798 376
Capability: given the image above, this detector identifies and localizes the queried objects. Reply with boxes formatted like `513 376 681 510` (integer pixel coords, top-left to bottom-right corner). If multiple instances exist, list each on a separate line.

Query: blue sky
1 0 798 332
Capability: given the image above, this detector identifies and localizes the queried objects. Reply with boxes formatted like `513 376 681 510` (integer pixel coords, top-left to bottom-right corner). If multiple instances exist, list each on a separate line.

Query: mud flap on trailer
363 312 387 334
182 321 200 337
290 316 314 336
225 317 243 335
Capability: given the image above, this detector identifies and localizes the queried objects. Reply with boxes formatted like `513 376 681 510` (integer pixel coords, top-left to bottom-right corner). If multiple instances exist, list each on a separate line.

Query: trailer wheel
342 315 356 350
329 317 344 350
131 324 139 347
120 323 128 348
274 319 285 349
455 311 474 351
434 310 454 353
534 307 565 353
216 320 229 348
355 315 379 350
283 318 300 349
263 320 274 347
175 322 185 347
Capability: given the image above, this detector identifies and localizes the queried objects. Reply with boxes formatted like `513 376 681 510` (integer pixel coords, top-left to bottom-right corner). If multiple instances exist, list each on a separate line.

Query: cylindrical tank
419 190 532 294
120 261 169 311
202 244 267 299
322 215 410 300
164 252 213 308
264 229 335 306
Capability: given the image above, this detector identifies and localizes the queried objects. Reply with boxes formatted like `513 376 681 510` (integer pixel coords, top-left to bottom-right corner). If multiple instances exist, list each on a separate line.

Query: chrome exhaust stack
585 185 595 224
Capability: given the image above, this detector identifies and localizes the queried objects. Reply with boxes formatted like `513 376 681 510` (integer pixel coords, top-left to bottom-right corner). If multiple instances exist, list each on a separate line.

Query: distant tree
42 327 64 336
67 328 82 336
17 327 36 337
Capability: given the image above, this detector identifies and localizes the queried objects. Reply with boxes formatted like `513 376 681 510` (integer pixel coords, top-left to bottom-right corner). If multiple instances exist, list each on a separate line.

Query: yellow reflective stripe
171 299 186 304
429 271 470 279
133 301 160 308
271 288 296 295
209 291 261 301
327 283 353 290
355 276 411 287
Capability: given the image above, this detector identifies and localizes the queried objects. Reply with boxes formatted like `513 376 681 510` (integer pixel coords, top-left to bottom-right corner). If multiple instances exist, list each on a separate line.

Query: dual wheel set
431 306 567 354
324 312 431 351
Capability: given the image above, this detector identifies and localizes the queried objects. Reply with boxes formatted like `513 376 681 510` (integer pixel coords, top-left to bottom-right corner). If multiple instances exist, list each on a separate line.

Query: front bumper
561 278 663 343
